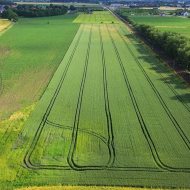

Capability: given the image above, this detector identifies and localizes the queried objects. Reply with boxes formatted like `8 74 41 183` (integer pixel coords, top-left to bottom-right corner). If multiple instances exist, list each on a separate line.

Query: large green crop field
130 16 190 38
74 11 119 23
0 15 79 119
0 11 190 190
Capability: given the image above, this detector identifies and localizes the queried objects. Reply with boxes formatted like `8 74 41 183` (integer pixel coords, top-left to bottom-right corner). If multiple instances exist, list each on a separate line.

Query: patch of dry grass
0 19 11 33
159 6 190 10
0 66 55 119
0 104 36 181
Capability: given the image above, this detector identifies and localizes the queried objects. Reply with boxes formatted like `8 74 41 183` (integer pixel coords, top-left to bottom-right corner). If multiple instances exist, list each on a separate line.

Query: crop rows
23 23 190 177
108 24 190 172
73 11 119 23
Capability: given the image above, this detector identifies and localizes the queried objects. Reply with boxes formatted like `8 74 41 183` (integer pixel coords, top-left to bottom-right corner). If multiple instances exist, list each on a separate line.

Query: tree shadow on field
171 93 190 103
125 33 190 103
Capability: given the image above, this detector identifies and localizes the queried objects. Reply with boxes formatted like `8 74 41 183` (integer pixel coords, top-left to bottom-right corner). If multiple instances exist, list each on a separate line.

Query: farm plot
130 16 190 38
1 12 190 189
74 11 119 23
19 23 190 188
0 15 79 119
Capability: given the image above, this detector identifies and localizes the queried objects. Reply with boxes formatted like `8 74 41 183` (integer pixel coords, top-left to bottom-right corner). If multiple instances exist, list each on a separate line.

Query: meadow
0 15 79 119
130 16 190 38
0 10 190 190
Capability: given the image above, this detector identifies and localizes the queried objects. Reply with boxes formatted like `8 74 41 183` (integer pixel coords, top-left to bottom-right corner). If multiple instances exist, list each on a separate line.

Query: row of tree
135 24 190 70
116 12 190 71
0 4 68 21
13 4 68 18
1 7 18 21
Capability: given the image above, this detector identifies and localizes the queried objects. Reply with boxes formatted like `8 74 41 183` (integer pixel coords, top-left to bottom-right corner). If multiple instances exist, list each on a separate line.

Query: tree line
1 6 18 21
116 12 190 71
0 4 68 21
14 4 68 18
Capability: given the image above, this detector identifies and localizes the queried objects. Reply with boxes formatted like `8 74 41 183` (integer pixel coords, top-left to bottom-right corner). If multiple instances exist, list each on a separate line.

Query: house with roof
182 11 189 16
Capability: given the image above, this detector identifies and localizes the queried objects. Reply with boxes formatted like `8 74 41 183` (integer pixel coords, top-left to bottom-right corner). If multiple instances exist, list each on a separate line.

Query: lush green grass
0 14 79 119
130 16 190 38
74 11 119 23
0 11 190 190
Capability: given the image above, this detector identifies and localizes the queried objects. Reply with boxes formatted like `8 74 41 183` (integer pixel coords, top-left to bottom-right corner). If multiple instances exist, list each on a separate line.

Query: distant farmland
0 11 190 190
74 11 119 23
130 16 190 38
0 15 79 119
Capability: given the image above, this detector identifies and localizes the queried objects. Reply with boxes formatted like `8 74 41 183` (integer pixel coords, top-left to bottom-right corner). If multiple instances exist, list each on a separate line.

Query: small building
109 3 123 10
182 11 189 16
160 13 166 16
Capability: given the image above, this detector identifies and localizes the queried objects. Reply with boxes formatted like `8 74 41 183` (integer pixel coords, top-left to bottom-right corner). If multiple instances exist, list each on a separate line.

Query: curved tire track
46 120 107 145
24 25 84 170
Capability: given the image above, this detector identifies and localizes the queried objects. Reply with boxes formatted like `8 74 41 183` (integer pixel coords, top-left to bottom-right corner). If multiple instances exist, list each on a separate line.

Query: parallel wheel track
23 23 190 173
23 25 84 170
107 24 190 173
111 10 190 112
115 25 190 149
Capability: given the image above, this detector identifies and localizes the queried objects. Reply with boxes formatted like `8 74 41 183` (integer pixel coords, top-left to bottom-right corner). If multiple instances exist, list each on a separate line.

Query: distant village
109 2 190 17
0 0 190 18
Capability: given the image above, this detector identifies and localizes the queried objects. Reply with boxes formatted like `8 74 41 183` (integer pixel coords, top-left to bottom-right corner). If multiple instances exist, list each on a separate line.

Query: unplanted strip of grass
0 19 12 35
0 19 11 32
17 186 189 190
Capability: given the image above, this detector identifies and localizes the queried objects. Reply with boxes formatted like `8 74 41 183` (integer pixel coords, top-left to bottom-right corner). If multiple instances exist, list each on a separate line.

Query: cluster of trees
116 12 190 71
174 9 190 16
13 4 68 17
69 5 77 11
115 12 135 25
1 7 18 21
135 24 190 70
1 4 68 21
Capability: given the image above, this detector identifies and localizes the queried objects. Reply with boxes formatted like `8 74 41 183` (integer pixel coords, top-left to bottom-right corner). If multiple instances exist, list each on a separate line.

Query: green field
130 16 190 38
74 11 119 23
0 15 79 119
0 11 190 190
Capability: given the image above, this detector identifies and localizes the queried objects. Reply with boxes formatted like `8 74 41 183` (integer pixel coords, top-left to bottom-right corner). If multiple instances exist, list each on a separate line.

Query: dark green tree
1 8 18 22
